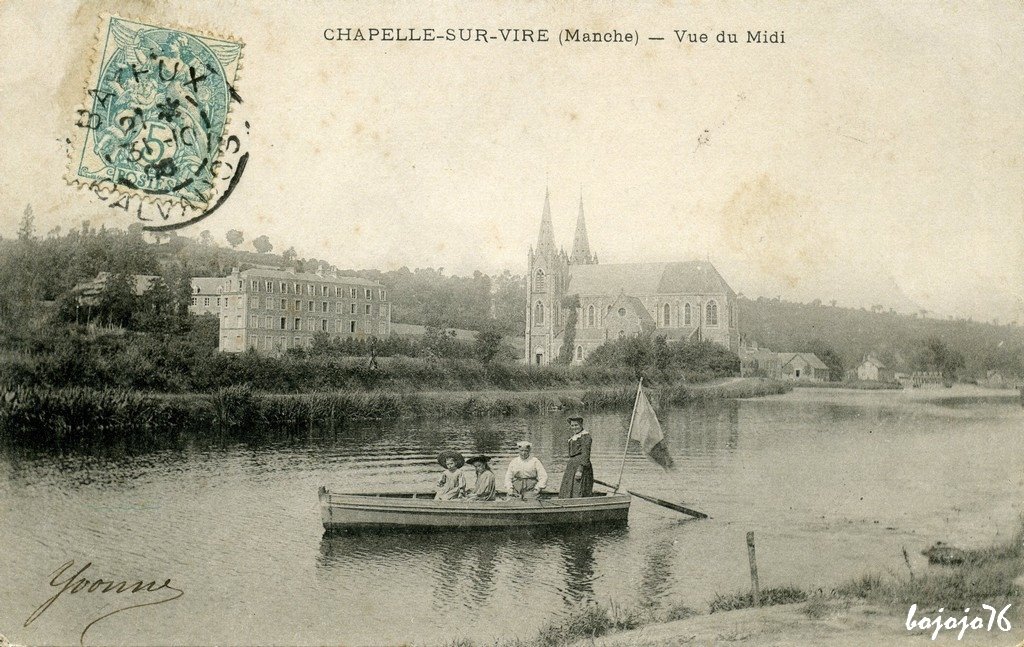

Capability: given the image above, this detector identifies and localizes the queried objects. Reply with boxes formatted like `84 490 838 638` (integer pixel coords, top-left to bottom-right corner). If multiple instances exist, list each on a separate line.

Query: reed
836 522 1024 611
0 379 785 448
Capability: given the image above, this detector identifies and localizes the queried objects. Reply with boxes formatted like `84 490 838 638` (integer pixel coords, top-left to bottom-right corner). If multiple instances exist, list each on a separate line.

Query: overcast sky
2 1 1022 323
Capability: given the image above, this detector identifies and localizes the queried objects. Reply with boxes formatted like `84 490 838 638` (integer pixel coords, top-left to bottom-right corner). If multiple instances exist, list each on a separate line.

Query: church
526 190 740 365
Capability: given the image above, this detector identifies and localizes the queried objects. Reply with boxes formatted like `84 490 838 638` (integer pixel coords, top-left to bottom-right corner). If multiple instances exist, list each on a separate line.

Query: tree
226 229 244 248
423 325 457 358
282 246 297 262
556 295 580 365
474 324 504 364
97 272 136 328
200 230 213 246
915 337 965 381
804 340 844 382
252 235 273 254
17 205 35 241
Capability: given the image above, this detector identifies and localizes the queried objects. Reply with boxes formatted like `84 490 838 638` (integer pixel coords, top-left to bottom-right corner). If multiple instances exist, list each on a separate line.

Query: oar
594 478 709 520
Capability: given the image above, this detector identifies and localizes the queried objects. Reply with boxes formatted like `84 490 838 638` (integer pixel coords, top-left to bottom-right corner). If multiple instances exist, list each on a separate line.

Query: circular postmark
70 17 247 231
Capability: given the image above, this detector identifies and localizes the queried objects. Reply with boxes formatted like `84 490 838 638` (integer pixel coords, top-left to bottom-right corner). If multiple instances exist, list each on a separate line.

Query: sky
1 1 1022 323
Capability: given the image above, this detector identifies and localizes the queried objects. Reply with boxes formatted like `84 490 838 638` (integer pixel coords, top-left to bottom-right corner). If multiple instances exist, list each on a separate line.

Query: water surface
2 387 1022 645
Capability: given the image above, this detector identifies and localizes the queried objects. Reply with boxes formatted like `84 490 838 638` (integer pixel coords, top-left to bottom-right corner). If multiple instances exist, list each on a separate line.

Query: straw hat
436 450 465 469
515 441 532 449
465 455 491 467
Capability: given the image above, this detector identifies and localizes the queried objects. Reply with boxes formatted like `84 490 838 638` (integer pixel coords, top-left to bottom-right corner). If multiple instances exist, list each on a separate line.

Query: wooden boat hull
319 486 630 533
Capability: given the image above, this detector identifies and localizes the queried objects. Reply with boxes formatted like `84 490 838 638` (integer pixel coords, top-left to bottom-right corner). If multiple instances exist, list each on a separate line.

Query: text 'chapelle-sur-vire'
322 28 786 46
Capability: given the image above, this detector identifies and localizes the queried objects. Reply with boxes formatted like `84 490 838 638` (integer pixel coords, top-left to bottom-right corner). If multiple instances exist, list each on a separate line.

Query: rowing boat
318 486 631 533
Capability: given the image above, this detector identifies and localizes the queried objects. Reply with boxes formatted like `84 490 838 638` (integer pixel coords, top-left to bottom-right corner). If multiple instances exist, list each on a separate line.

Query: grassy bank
793 380 902 390
442 518 1023 647
0 379 790 448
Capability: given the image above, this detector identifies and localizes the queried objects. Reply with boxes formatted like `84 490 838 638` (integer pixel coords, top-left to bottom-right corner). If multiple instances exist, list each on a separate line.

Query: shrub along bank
0 379 789 449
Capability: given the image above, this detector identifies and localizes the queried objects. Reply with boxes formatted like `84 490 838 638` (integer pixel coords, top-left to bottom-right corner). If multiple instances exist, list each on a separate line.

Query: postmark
69 16 244 225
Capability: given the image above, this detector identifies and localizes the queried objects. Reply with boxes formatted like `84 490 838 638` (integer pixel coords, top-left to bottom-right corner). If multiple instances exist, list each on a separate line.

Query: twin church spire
534 189 596 265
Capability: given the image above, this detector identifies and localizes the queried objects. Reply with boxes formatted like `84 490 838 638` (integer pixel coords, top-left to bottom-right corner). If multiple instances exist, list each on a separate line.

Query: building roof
567 261 734 297
191 277 226 294
74 272 161 297
780 353 829 370
391 323 477 341
607 293 657 328
860 357 886 369
535 189 557 257
569 196 593 264
236 267 382 286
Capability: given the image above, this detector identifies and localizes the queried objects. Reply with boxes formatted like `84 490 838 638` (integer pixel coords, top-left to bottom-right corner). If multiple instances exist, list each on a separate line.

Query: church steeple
535 188 556 257
569 193 594 265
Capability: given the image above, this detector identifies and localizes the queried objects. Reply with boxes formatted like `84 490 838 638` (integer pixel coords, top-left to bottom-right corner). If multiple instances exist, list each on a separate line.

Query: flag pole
614 377 643 492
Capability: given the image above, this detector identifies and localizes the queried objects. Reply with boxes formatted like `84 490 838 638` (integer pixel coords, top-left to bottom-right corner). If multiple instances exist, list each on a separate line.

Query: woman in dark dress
559 416 594 498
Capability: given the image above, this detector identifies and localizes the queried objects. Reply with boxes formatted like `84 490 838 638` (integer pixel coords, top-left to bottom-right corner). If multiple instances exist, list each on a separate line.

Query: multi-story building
525 190 740 365
218 267 391 353
189 277 226 315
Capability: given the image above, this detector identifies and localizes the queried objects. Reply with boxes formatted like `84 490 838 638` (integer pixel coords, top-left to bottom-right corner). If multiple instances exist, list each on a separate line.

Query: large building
190 277 225 315
526 191 739 365
218 267 390 353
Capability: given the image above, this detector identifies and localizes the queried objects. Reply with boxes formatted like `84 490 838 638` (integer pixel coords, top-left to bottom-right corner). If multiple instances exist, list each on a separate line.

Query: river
1 386 1022 645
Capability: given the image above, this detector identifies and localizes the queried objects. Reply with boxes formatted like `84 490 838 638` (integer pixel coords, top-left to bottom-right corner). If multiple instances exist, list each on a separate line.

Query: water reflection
318 525 625 610
5 392 1024 646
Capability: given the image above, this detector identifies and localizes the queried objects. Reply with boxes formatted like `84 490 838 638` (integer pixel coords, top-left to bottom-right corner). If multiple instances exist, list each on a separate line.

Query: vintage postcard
1 1 1023 646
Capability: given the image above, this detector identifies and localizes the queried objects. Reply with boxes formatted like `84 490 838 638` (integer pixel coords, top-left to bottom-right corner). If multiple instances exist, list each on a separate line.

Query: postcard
1 2 1022 646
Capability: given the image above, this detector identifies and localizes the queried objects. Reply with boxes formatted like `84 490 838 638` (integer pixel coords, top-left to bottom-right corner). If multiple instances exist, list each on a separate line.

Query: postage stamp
70 16 243 211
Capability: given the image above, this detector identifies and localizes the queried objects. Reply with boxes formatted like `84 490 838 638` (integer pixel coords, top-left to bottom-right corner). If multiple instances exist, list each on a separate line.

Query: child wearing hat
464 455 496 501
435 450 467 500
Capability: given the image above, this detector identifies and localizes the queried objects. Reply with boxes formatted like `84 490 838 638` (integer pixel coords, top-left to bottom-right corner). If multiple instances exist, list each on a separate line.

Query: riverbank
0 378 789 447
571 517 1024 647
439 517 1023 647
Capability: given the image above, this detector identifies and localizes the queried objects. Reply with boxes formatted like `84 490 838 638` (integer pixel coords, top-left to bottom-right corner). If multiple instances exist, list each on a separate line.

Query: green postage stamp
70 16 243 208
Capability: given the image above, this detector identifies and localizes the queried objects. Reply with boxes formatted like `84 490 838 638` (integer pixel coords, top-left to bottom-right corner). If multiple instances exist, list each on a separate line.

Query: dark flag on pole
631 386 675 470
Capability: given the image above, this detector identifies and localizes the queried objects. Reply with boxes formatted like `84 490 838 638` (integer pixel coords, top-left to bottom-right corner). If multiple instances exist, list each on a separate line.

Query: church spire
569 193 594 264
535 188 556 257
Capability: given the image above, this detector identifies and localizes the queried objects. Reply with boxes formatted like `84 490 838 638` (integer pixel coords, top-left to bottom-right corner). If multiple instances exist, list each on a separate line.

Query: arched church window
587 305 595 327
535 269 546 292
618 307 627 317
576 346 583 360
535 301 545 324
663 303 670 326
684 303 691 326
706 300 718 326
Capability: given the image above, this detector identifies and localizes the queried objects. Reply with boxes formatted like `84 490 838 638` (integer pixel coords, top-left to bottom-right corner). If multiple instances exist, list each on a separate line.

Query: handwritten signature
24 560 184 646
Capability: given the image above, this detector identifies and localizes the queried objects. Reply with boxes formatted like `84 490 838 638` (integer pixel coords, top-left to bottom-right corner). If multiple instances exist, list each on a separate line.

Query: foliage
836 520 1024 612
252 234 273 254
225 229 244 248
586 335 739 381
556 295 580 365
739 296 1024 380
708 586 808 613
474 323 506 364
914 337 965 380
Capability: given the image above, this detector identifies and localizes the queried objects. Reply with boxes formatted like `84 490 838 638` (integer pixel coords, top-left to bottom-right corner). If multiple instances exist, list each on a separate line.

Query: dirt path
586 601 1021 646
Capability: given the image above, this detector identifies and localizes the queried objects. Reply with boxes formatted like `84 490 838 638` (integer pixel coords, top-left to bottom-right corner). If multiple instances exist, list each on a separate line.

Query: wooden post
746 531 760 607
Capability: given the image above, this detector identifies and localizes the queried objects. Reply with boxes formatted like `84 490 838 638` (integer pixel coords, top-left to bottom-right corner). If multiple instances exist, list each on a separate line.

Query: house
71 272 161 305
779 353 829 381
739 342 782 378
857 356 895 382
189 277 227 316
217 267 390 353
525 190 739 365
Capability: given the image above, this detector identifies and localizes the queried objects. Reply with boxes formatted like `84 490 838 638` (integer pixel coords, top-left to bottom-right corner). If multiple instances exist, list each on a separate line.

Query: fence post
746 531 760 607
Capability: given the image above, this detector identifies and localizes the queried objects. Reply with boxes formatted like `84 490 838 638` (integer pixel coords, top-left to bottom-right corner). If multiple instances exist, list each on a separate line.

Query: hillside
3 216 1020 380
738 296 1024 378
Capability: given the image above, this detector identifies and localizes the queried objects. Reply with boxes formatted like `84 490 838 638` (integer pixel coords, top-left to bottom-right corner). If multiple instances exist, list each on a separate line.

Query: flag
631 386 675 470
